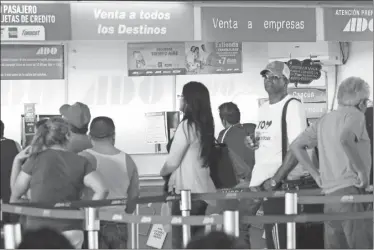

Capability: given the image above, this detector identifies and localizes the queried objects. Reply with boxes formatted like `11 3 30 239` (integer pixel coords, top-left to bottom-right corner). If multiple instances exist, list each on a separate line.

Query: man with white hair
290 76 373 249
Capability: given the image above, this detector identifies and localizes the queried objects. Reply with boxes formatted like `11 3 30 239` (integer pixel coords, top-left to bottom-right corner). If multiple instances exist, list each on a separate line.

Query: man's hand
244 136 259 150
234 180 251 189
262 178 277 191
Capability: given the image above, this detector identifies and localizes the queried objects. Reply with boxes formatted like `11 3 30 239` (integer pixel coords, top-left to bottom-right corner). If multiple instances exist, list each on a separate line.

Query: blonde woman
11 117 108 249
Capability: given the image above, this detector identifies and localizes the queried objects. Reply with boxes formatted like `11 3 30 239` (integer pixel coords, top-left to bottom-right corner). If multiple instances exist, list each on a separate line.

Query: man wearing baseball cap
240 61 319 249
59 102 93 154
79 116 139 248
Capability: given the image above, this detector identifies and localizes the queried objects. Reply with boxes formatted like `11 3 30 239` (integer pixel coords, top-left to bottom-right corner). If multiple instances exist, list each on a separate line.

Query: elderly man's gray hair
337 77 370 106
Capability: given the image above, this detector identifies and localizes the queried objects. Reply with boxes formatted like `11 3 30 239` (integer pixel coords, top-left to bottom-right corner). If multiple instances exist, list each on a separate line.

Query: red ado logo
36 47 58 55
343 18 373 32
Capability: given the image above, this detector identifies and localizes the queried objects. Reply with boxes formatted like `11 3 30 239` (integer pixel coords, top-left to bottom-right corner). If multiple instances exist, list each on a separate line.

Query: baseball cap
59 102 91 129
260 61 290 80
89 116 115 139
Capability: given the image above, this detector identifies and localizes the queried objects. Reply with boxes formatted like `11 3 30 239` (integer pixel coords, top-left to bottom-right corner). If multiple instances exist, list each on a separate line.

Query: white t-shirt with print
249 95 309 187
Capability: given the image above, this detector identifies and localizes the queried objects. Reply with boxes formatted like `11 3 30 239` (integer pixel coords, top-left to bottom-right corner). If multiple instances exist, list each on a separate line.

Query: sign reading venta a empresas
324 7 373 41
0 3 71 41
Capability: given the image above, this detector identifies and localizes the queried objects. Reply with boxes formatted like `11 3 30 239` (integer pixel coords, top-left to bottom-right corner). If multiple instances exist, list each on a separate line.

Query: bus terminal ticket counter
1 0 373 249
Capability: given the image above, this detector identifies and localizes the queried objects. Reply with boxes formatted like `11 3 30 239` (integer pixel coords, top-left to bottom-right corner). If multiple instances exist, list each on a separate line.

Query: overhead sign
304 102 328 118
324 7 373 41
0 3 71 41
288 87 327 103
201 7 317 42
286 59 322 86
1 45 64 80
127 42 242 76
70 3 194 41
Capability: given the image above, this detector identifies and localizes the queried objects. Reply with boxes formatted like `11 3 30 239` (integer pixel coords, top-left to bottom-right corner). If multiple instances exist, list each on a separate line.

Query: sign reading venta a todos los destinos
324 7 373 41
0 3 71 41
70 3 194 41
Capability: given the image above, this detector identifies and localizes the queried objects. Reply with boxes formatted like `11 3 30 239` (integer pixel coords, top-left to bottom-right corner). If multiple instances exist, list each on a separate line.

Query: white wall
334 42 373 109
1 41 372 176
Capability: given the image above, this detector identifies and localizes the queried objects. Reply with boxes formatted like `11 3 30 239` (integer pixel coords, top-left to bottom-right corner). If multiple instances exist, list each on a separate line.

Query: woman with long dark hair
10 117 108 249
160 81 216 248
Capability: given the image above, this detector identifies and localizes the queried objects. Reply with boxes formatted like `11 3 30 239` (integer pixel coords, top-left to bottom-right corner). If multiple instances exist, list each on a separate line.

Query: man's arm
10 146 31 190
289 123 321 185
272 151 299 184
125 154 140 214
340 112 370 186
10 156 35 203
272 100 308 184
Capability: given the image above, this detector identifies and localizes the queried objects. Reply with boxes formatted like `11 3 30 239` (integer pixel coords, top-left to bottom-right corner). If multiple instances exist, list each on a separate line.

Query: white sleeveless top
83 149 131 211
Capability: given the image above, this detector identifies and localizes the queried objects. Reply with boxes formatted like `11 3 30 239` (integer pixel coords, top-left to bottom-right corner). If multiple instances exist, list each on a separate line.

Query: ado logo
36 47 58 55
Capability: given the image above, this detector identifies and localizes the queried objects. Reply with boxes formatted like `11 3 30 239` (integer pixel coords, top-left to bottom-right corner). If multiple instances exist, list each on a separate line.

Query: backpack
209 138 238 189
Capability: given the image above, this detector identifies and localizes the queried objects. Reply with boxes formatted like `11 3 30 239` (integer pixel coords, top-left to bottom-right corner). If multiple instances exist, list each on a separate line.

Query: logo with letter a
343 18 373 32
36 47 58 55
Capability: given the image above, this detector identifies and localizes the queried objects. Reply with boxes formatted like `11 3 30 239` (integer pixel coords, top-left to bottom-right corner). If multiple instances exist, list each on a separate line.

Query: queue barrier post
223 210 239 238
0 199 3 222
3 224 16 249
131 204 139 249
84 207 100 249
14 223 22 247
180 190 192 248
285 192 298 249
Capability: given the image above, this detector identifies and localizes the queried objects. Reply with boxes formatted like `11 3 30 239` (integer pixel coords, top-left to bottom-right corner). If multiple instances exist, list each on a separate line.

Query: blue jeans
171 200 208 249
324 186 373 249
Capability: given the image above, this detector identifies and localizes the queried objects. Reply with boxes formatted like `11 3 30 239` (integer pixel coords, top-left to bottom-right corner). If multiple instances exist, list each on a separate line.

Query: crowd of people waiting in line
1 60 373 249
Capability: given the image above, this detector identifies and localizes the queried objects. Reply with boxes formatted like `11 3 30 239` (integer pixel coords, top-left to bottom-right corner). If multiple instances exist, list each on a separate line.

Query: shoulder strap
281 98 301 161
220 125 234 143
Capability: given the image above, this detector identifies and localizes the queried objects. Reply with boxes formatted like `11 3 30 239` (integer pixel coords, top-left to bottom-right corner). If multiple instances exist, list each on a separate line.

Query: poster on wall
0 3 71 41
24 103 36 134
128 42 186 76
0 44 64 80
127 42 242 76
145 112 168 144
184 42 242 75
286 59 322 86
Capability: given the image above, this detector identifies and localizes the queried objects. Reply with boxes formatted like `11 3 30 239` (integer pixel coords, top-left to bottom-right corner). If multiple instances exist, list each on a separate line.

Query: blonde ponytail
29 117 71 157
30 123 49 157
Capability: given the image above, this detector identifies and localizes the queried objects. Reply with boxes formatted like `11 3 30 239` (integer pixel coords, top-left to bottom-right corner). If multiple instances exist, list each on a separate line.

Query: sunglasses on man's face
262 74 280 81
